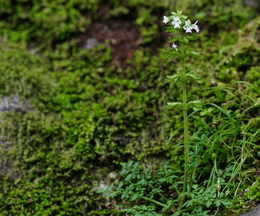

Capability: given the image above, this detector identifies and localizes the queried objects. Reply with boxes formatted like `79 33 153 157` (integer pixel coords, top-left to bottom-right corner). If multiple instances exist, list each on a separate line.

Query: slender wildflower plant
96 11 235 215
164 11 201 199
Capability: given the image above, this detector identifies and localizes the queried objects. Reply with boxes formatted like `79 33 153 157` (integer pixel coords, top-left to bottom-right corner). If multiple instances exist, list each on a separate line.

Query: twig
234 176 242 196
214 207 220 216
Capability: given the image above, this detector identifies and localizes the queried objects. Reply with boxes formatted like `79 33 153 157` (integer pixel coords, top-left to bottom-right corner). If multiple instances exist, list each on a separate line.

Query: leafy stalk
178 31 189 211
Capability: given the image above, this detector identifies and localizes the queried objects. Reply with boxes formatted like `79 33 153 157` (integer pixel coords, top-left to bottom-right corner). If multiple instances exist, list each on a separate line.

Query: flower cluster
163 14 199 51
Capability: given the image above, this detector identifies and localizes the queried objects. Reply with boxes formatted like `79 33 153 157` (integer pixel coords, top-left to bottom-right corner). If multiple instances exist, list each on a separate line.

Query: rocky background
0 0 260 215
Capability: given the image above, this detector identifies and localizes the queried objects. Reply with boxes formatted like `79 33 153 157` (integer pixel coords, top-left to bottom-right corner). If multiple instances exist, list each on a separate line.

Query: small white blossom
163 16 169 24
192 20 200 33
183 20 192 33
171 17 181 28
183 19 199 33
172 43 178 51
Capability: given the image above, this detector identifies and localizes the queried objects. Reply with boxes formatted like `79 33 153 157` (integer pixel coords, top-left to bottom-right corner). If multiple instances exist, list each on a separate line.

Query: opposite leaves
185 49 200 58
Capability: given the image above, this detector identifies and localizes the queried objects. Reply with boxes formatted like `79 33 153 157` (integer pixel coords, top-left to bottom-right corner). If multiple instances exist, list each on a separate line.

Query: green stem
148 183 177 212
179 39 189 210
140 196 166 208
189 166 197 193
183 81 188 193
181 40 188 192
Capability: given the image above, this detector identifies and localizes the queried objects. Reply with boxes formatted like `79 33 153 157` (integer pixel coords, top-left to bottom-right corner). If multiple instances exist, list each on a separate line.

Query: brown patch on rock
74 2 172 75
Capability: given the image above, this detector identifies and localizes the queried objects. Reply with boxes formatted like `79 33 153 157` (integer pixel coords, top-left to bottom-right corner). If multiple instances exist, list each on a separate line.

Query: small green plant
98 158 234 215
163 10 201 198
96 10 258 215
96 11 235 215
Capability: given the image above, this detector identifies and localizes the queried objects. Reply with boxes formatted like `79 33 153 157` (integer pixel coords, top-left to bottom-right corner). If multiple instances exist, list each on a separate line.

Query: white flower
172 43 178 51
171 17 181 28
192 20 200 33
163 16 169 24
183 19 199 33
183 20 193 33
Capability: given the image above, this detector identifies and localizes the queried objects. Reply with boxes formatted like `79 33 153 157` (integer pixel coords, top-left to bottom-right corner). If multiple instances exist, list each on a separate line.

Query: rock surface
0 94 35 180
244 0 259 7
82 38 99 50
240 204 260 216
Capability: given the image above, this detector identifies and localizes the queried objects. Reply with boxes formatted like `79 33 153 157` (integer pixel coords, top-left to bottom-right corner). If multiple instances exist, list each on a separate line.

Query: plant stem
148 183 177 212
181 40 188 193
183 81 188 194
140 196 166 208
189 166 197 193
179 40 188 210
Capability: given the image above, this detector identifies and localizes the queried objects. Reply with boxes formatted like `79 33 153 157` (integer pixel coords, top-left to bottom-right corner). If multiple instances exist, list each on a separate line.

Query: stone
0 94 35 180
82 38 99 50
244 0 259 7
240 204 260 216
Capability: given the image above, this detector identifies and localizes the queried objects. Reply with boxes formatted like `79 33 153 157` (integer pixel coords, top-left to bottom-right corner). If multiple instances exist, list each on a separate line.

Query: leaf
192 184 199 190
109 190 122 198
166 74 181 83
180 35 189 44
186 70 200 81
131 193 139 201
220 199 232 206
187 73 200 80
186 35 198 40
168 37 179 43
142 205 147 210
190 51 200 57
166 102 182 110
185 49 200 58
187 100 204 109
162 199 176 212
165 26 176 34
166 49 179 58
96 183 114 196
125 174 133 182
215 200 221 207
206 200 212 208
96 188 105 194
116 181 124 190
133 162 139 169
170 11 188 20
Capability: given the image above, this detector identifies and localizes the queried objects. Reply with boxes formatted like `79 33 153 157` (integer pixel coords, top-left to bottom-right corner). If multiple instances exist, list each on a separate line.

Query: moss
0 0 260 215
